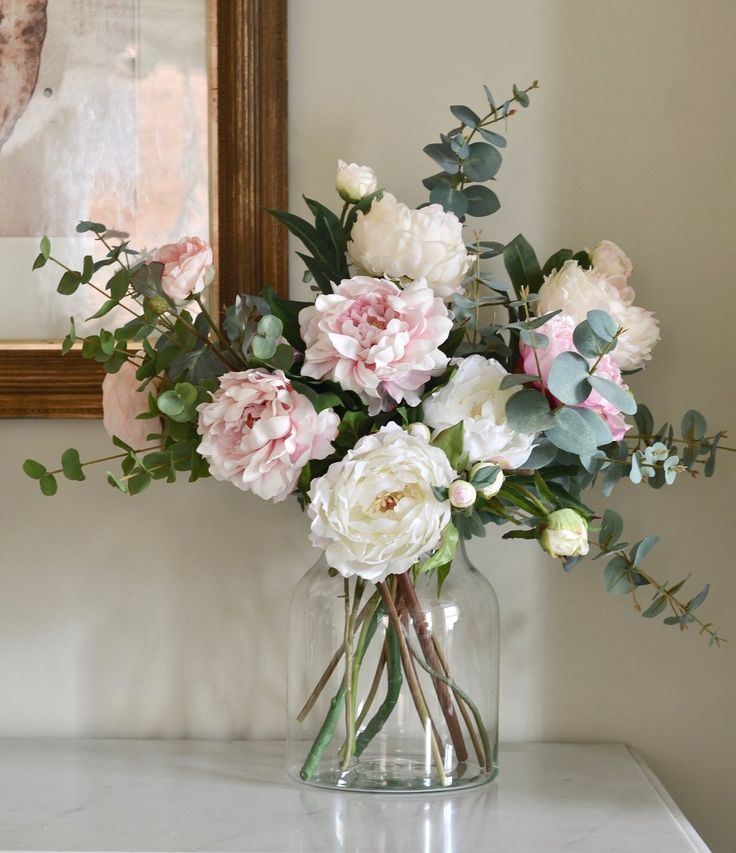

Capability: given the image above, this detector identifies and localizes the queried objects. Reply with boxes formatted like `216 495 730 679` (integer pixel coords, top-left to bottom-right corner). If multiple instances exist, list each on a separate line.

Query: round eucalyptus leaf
257 314 283 342
546 406 599 455
462 142 502 182
588 375 637 415
463 185 500 218
572 320 607 359
429 184 469 219
504 389 556 434
157 390 187 418
252 335 277 361
547 351 591 404
586 310 618 342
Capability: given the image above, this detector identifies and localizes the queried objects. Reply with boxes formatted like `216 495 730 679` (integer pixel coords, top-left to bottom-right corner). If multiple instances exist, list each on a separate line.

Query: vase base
291 753 498 793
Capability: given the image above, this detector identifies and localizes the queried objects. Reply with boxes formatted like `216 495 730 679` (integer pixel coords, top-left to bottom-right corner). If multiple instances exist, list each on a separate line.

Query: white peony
539 509 590 558
335 160 378 203
536 260 659 371
422 355 536 468
308 424 455 581
347 192 470 299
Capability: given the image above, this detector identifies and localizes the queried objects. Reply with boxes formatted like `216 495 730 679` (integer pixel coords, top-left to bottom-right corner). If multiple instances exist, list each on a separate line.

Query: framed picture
0 0 288 417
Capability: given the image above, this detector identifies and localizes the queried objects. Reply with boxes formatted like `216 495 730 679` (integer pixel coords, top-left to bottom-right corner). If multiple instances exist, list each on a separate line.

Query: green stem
341 578 356 771
299 681 347 781
355 623 402 757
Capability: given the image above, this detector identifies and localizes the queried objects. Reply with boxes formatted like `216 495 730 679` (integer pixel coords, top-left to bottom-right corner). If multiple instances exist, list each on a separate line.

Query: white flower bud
406 422 432 442
448 479 477 509
335 160 378 203
470 462 505 498
539 509 589 558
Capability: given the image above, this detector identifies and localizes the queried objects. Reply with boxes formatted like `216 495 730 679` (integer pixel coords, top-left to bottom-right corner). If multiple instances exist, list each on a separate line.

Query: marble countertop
0 739 707 852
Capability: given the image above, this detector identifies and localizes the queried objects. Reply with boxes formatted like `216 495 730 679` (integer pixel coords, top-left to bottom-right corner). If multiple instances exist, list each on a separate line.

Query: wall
1 0 734 848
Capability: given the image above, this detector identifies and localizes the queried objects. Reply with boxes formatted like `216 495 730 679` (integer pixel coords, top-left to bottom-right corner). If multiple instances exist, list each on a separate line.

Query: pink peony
148 236 213 301
520 313 630 441
299 276 452 415
102 361 161 449
196 369 339 502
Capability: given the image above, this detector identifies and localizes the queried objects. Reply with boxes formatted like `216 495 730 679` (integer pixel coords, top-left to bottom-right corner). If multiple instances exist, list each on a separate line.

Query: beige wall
1 0 734 848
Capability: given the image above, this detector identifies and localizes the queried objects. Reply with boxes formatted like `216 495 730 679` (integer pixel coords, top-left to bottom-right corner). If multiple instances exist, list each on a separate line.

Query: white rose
539 509 589 558
308 423 455 582
347 192 470 299
536 260 659 371
423 355 536 468
335 159 378 203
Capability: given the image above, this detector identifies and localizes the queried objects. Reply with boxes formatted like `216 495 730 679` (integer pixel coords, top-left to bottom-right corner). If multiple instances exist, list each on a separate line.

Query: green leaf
604 554 635 594
634 404 654 438
39 235 51 260
463 184 500 218
499 373 540 390
542 248 573 277
548 352 591 404
513 83 530 107
522 440 558 470
422 172 454 192
505 389 556 433
39 473 58 496
270 342 295 372
61 448 85 481
86 299 117 321
572 320 609 359
503 234 543 296
418 523 459 574
429 184 468 218
57 270 82 296
81 254 95 283
436 562 452 597
252 335 277 360
450 105 481 128
586 310 618 342
642 595 668 619
600 509 624 550
630 535 659 567
462 142 502 181
477 127 506 147
423 142 460 174
76 220 107 234
262 286 309 350
257 314 283 341
32 252 47 270
432 421 465 470
588 375 637 415
573 406 613 448
23 459 47 479
681 409 707 442
687 584 710 612
107 268 130 301
546 406 599 455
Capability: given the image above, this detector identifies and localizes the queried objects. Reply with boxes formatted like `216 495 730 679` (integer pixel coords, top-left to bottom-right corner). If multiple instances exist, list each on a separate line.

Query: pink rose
520 313 630 441
102 361 161 449
299 276 452 415
148 236 213 301
196 369 339 502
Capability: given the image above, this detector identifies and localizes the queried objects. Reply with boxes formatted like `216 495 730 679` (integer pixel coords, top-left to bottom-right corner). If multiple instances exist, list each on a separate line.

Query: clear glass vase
286 543 500 792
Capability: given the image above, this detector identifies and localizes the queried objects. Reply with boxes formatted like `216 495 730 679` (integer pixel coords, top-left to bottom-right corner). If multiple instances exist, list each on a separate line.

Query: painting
0 0 288 417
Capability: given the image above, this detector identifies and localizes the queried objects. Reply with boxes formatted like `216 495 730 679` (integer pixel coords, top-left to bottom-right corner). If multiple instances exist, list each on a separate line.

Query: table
0 740 708 852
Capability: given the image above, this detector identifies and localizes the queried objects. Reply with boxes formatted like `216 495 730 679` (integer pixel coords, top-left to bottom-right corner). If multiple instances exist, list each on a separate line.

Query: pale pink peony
102 361 161 449
148 236 213 302
520 313 630 441
299 276 453 415
589 240 634 303
196 369 339 502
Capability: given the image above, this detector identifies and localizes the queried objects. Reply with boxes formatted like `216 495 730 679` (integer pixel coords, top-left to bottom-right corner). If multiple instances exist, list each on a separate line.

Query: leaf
23 459 47 479
267 209 325 260
499 373 540 390
586 310 618 342
573 320 609 359
252 335 277 360
57 270 82 296
542 248 573 277
429 183 468 218
422 172 454 191
503 234 543 295
462 184 500 218
546 406 599 455
61 448 85 481
505 389 556 434
604 555 635 594
270 342 295 372
521 440 558 470
548 352 591 404
169 348 228 384
687 584 710 612
642 595 667 619
418 523 459 574
39 473 58 496
600 508 624 550
462 142 502 181
681 409 707 442
450 104 481 127
432 422 465 470
513 83 530 107
630 535 659 567
634 404 654 438
86 299 117 321
573 406 613 448
436 562 452 597
423 142 460 174
588 375 637 415
76 220 107 234
262 286 309 350
477 127 506 147
107 268 130 301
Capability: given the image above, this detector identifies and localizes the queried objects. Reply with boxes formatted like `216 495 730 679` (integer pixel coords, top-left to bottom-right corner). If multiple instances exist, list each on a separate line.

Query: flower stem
355 624 402 757
340 578 356 771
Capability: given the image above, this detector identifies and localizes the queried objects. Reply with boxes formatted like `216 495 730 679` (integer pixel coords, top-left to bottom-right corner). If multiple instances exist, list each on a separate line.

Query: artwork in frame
0 0 288 417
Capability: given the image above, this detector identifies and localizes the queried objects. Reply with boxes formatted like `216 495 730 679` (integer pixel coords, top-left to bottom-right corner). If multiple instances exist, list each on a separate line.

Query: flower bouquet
25 81 730 791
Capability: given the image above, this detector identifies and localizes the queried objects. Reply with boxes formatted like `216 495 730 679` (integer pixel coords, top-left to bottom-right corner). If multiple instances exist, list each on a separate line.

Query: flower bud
335 159 378 203
538 509 589 558
449 479 476 509
145 295 170 315
406 422 432 443
469 462 505 498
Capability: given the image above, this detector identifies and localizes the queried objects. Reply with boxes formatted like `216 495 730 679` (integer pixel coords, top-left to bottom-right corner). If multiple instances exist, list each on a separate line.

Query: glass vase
286 543 500 792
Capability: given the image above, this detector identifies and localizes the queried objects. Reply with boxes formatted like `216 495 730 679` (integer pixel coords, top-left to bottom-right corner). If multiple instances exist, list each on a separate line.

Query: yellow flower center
371 483 420 513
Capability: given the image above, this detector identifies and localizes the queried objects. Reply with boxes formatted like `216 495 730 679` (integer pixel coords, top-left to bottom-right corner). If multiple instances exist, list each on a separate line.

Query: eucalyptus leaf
604 555 635 594
450 104 481 127
505 389 556 434
463 142 502 181
430 183 469 218
588 375 637 415
586 310 618 342
546 406 599 455
547 352 591 405
423 142 460 174
61 448 85 481
463 184 500 218
630 535 659 567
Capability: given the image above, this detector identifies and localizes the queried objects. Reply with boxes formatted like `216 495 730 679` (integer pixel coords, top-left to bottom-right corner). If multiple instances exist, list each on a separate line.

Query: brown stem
431 635 486 769
396 573 468 763
296 594 376 722
377 581 447 786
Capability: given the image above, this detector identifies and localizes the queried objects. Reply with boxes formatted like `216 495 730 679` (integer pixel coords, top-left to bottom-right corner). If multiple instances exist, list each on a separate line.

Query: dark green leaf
450 104 481 128
542 248 573 278
630 535 659 567
604 555 635 594
681 409 707 442
107 268 130 301
61 448 85 481
600 508 623 550
39 473 58 496
262 286 309 350
76 220 107 234
430 184 468 218
503 234 543 295
23 459 47 479
462 142 502 181
423 142 460 174
422 172 454 191
463 184 500 218
57 270 82 295
642 595 668 619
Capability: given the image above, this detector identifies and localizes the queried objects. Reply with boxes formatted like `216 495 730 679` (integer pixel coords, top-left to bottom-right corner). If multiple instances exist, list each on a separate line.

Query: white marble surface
0 740 707 852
